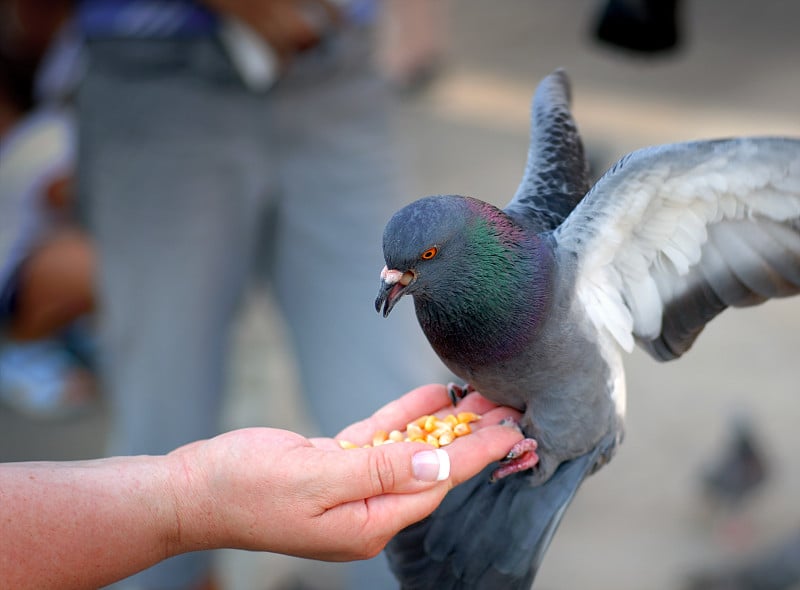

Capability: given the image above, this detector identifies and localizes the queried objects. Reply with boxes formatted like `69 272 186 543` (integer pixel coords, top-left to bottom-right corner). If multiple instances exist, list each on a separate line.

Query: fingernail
412 448 450 482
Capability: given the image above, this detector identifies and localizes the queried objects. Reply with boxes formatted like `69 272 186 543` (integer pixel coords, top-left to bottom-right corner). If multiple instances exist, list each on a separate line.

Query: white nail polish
434 448 450 481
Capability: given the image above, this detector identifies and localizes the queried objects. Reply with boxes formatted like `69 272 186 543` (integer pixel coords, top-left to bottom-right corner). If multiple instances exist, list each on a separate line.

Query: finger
319 404 518 451
440 423 524 487
430 390 520 420
370 384 452 426
337 384 451 444
467 405 523 431
321 420 523 505
359 483 450 544
336 386 521 446
318 441 444 505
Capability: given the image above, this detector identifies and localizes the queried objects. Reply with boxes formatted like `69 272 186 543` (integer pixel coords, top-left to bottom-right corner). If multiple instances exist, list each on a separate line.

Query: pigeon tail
386 445 606 589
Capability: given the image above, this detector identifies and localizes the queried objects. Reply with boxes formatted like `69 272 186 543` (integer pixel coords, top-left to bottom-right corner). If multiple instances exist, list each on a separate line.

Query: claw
447 382 475 406
491 438 539 481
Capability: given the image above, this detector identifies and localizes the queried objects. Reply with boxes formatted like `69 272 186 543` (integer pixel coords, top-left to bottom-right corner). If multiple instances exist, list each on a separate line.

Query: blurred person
74 0 446 588
0 0 97 418
376 0 449 92
0 385 524 590
592 0 682 54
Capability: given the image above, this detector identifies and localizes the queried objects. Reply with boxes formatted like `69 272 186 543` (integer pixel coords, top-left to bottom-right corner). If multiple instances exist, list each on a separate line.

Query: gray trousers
78 33 442 590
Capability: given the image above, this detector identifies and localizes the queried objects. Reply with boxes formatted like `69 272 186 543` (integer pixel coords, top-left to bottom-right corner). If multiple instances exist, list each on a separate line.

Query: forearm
0 456 182 590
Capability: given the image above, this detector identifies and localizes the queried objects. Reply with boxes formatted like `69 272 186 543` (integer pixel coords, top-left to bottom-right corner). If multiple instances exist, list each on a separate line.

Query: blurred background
1 1 799 589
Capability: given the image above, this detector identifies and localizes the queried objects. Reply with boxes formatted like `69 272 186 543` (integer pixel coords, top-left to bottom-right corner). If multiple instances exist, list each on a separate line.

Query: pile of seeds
339 412 481 449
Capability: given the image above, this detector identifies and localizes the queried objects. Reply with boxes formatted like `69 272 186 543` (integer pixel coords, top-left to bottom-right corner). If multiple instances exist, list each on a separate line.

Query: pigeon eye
421 247 438 260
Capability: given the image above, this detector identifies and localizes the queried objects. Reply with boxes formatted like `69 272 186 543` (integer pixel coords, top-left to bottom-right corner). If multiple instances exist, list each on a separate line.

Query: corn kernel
430 427 452 439
406 423 425 439
438 431 455 446
457 412 481 424
338 440 358 449
364 411 480 451
453 422 471 437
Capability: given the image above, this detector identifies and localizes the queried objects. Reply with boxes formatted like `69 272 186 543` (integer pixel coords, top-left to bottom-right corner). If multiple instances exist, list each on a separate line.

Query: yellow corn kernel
438 431 455 446
406 423 425 439
453 422 472 437
436 419 453 431
430 426 452 439
414 415 432 428
457 412 481 424
365 411 480 451
338 440 358 449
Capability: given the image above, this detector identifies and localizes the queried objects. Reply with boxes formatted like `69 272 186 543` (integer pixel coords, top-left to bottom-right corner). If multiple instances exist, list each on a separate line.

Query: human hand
168 384 522 561
202 0 342 64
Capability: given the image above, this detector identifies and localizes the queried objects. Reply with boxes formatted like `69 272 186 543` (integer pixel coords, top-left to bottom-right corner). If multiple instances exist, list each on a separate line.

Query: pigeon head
375 195 553 368
375 195 472 317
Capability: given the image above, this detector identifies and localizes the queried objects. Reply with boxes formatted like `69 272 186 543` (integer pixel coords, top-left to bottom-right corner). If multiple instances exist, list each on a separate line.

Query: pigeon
685 528 800 590
374 69 800 589
701 414 769 510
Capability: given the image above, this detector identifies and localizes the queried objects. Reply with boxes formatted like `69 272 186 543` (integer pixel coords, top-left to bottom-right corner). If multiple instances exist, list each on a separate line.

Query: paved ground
3 1 800 589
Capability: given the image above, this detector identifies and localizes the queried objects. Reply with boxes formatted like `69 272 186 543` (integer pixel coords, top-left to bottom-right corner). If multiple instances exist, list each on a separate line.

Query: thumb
323 442 446 505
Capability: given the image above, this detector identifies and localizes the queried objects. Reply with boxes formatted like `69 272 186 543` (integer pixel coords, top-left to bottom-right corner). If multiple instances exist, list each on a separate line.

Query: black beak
375 267 415 317
376 266 418 317
375 279 403 317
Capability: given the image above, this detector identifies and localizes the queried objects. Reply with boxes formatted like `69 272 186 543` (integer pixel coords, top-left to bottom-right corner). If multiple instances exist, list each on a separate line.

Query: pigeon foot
446 382 475 406
491 438 539 481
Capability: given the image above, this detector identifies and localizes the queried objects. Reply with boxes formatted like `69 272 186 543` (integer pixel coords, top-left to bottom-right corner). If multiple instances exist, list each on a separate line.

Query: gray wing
503 69 592 232
554 137 800 360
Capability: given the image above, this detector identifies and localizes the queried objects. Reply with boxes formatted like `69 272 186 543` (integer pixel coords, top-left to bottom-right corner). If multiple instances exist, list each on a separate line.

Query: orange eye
421 247 438 260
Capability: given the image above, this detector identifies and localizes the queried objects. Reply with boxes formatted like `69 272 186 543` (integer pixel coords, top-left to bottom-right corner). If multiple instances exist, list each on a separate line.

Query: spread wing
554 137 800 360
504 69 592 233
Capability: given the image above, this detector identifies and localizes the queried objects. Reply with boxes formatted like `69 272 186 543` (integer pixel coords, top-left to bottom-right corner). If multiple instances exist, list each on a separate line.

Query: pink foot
491 438 539 481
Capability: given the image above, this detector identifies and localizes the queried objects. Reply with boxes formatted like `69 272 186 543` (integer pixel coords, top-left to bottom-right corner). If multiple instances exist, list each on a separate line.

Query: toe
490 438 539 481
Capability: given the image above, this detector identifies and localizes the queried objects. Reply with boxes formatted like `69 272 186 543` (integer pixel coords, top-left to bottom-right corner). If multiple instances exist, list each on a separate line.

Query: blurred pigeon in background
685 529 800 590
374 69 800 588
701 414 769 511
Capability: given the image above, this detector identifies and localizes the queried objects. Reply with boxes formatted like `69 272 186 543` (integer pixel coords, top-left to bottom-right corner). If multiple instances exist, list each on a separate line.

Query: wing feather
504 69 592 232
555 137 800 361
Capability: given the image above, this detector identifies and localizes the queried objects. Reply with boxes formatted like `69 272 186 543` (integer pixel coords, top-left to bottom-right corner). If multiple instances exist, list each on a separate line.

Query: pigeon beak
375 266 415 317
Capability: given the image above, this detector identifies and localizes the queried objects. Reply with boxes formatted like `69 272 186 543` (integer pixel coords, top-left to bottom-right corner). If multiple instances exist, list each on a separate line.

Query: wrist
162 449 220 555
